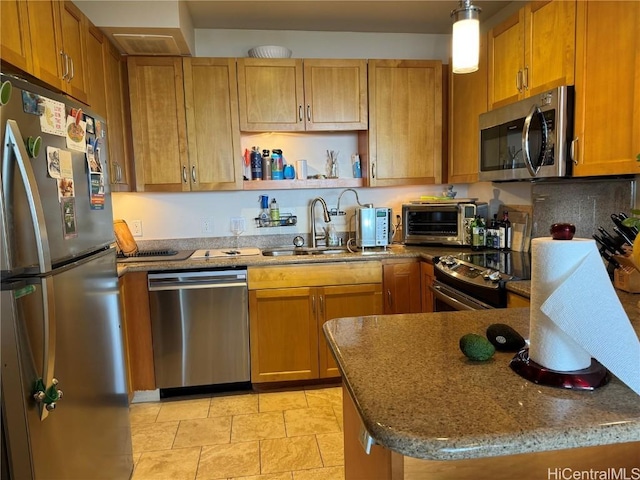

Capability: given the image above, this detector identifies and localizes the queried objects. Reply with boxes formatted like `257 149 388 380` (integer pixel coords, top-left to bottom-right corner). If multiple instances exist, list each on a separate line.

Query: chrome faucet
309 197 331 248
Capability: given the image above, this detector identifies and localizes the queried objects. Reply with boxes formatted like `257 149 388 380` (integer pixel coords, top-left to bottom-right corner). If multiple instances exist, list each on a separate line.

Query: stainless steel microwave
478 86 574 182
402 202 487 246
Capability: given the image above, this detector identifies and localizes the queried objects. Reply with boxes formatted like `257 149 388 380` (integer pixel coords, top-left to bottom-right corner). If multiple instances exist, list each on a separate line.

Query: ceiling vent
112 34 182 56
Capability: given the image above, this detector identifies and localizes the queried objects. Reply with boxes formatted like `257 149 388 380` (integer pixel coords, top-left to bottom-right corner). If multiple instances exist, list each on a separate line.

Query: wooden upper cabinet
237 58 304 131
365 59 443 187
128 56 189 192
303 59 368 130
573 1 640 177
59 0 89 104
237 58 367 131
448 35 488 184
488 0 576 109
85 23 107 117
183 58 243 190
1 0 90 103
0 0 33 73
104 40 132 191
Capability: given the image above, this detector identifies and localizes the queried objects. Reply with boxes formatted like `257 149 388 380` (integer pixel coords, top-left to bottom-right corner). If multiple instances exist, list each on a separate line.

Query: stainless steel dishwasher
148 269 250 389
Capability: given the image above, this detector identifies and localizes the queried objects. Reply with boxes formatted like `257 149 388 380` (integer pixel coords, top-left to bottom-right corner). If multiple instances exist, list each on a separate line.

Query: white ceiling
183 1 508 34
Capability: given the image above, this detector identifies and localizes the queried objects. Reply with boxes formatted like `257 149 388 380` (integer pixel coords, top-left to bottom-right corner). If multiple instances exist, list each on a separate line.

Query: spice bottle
471 215 486 251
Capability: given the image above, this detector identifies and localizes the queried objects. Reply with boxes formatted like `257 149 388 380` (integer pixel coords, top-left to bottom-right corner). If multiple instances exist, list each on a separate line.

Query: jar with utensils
327 150 339 178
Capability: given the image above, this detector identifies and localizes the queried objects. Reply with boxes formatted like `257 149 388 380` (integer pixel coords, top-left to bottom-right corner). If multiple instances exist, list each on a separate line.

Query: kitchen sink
261 246 351 256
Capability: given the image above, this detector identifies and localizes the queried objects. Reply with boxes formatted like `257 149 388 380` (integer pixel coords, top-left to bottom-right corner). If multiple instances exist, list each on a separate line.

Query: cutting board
190 248 261 259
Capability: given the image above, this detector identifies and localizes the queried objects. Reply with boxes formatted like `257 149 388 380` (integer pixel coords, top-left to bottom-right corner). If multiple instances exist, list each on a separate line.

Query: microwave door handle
522 104 547 177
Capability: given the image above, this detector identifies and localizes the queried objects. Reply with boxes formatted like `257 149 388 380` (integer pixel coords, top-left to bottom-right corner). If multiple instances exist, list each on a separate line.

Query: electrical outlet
201 217 214 234
130 220 143 237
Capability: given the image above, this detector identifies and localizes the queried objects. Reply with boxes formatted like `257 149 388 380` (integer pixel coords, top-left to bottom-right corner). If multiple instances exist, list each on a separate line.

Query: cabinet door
249 287 319 383
318 284 383 378
448 36 487 184
303 59 368 131
59 0 89 104
104 41 131 191
183 58 243 190
237 58 304 131
367 60 443 187
128 56 189 191
85 23 107 117
0 0 33 73
382 261 422 314
26 0 65 92
488 10 524 109
420 262 434 313
120 272 155 392
573 1 640 176
524 0 576 96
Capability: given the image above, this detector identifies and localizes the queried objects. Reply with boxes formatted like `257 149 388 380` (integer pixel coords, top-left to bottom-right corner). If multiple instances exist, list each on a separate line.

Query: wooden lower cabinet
119 272 155 393
382 259 422 314
248 262 383 384
420 262 434 313
506 291 530 308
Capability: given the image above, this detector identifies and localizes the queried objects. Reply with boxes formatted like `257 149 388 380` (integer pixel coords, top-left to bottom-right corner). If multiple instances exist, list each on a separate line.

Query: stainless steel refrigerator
0 74 133 479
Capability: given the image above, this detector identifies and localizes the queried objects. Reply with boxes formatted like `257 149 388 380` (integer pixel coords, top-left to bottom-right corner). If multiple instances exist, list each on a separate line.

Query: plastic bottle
471 215 485 251
262 150 271 180
259 195 270 226
271 149 284 180
270 198 280 223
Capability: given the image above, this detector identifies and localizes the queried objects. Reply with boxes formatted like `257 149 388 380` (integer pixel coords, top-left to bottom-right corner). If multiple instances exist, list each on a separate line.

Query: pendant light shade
451 0 481 74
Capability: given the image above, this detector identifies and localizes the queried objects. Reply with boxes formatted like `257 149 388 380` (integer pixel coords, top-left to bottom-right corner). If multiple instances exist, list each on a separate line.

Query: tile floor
129 387 345 480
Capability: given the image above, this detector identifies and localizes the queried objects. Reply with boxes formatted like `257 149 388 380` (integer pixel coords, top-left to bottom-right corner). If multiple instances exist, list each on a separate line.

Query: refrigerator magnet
65 115 86 152
61 197 78 239
39 97 66 136
85 115 95 134
1 80 12 106
21 90 43 114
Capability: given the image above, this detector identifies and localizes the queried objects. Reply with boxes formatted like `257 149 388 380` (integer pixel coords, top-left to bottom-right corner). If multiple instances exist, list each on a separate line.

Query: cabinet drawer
248 261 382 290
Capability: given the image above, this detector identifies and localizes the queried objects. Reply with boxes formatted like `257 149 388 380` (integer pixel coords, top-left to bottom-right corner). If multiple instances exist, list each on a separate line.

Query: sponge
459 333 495 361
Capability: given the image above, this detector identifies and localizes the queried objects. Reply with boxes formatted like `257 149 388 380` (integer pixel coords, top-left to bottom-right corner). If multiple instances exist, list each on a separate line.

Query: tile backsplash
531 177 635 239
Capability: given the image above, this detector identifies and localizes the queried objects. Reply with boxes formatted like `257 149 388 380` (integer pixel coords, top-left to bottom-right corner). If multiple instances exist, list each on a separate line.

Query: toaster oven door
402 205 465 245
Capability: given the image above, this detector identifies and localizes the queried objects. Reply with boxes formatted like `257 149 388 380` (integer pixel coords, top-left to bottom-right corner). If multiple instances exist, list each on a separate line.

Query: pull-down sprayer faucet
309 197 331 248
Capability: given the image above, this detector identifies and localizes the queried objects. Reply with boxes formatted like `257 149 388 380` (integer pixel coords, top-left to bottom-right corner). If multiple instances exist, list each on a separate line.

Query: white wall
113 25 531 241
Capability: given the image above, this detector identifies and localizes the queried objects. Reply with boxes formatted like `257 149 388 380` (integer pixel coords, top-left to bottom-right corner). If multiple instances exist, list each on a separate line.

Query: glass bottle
500 211 512 250
471 215 485 251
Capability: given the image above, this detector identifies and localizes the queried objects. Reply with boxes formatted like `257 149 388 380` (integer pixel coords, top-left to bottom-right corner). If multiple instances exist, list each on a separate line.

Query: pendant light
450 0 482 74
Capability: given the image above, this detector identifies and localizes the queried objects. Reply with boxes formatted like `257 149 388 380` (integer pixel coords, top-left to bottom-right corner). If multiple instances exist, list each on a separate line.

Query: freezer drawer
148 270 250 389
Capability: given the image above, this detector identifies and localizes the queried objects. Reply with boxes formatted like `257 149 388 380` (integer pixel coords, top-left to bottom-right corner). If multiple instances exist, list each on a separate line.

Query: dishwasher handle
148 272 247 291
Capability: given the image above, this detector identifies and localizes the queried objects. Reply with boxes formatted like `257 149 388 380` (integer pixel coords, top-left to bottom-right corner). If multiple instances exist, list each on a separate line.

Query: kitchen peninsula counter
324 305 640 478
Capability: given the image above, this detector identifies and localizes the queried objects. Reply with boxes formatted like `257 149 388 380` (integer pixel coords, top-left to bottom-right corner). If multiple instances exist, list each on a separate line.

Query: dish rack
254 214 297 228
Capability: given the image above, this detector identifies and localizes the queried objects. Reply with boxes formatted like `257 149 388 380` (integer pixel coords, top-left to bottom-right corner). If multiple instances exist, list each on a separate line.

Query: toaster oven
402 202 488 246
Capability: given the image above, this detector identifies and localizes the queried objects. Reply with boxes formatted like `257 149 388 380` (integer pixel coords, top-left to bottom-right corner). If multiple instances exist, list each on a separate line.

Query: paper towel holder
510 348 610 390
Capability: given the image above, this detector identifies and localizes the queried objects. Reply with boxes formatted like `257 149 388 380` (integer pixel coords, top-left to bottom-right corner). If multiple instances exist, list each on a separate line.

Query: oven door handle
431 282 494 311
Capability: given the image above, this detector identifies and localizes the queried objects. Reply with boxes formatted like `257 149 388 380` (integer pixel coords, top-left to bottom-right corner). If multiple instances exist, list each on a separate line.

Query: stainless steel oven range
432 251 531 311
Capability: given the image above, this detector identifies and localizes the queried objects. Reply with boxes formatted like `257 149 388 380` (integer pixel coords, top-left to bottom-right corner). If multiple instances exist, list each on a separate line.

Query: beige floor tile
131 421 179 454
132 446 200 480
130 403 161 425
304 388 342 410
333 406 344 431
210 393 259 417
259 391 308 412
260 435 323 474
284 407 340 437
230 473 293 480
156 398 211 422
197 441 260 479
315 433 344 467
174 416 232 448
232 411 286 442
292 466 344 480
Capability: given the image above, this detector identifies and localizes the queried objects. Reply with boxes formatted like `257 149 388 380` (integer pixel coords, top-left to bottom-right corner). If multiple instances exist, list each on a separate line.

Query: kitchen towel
529 237 640 395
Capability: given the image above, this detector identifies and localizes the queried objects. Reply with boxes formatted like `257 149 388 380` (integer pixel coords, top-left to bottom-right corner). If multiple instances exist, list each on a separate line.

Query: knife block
613 255 640 293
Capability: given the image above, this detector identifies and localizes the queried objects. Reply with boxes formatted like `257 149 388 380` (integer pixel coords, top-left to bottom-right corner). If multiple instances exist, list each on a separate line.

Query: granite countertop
323 301 640 461
116 244 459 276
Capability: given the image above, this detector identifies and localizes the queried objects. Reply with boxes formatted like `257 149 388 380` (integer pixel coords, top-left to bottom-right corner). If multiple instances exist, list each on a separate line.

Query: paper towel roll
529 237 640 395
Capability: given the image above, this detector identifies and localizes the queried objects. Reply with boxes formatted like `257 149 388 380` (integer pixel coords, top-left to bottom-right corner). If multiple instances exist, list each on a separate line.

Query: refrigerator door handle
32 276 59 421
3 120 52 272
